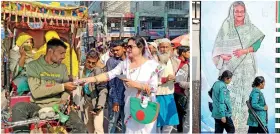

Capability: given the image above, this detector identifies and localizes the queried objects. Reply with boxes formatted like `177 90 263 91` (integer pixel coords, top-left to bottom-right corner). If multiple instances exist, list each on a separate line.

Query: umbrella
171 34 189 48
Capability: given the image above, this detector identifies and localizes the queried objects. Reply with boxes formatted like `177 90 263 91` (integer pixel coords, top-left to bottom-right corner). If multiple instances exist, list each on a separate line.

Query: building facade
137 1 189 40
89 1 189 41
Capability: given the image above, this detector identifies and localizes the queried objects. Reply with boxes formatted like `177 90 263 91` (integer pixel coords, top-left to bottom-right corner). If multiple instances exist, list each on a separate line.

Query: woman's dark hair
218 70 233 81
127 36 146 55
252 76 265 87
86 49 100 60
178 46 190 56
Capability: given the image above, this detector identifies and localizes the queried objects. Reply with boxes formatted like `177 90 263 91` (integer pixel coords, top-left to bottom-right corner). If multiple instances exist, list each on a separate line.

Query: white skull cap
148 42 158 48
155 38 171 45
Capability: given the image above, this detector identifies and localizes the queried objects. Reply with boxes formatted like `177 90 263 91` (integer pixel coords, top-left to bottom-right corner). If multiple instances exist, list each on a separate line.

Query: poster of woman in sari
201 1 275 133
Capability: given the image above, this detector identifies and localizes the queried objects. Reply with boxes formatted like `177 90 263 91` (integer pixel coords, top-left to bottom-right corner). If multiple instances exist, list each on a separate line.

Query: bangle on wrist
247 49 250 54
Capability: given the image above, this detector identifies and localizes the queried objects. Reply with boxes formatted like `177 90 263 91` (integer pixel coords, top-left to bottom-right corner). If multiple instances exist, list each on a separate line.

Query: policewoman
247 76 268 133
212 70 235 133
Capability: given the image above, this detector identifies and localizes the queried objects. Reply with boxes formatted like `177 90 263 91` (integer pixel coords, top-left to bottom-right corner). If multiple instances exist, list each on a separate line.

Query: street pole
164 1 168 38
195 1 197 19
134 2 139 36
86 1 89 52
119 16 123 39
86 20 89 52
103 2 108 44
97 19 100 43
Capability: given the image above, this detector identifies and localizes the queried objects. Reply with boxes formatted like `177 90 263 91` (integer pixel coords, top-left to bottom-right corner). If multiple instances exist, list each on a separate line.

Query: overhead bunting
1 1 88 28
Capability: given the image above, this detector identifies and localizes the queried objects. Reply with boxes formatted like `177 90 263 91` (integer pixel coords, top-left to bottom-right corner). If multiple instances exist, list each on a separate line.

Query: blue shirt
106 57 125 105
83 69 92 95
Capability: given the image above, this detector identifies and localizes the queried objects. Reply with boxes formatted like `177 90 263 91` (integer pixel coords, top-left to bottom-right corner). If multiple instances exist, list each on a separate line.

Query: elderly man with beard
155 38 181 133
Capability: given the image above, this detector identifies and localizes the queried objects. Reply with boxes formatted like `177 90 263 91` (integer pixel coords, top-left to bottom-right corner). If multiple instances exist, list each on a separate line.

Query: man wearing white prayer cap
155 37 181 133
148 42 159 62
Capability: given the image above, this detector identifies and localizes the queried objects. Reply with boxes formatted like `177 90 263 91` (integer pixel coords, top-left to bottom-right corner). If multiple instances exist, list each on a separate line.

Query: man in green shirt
11 38 87 133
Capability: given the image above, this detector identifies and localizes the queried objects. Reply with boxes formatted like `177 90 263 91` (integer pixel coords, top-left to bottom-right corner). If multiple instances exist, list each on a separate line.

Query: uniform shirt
211 80 232 119
247 88 267 127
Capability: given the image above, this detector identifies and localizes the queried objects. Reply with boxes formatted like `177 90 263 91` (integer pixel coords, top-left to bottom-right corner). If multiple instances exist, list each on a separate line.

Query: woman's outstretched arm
80 61 124 84
82 73 109 83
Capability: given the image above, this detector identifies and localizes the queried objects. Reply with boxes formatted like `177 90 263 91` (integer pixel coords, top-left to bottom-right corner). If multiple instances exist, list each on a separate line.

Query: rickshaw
1 1 88 133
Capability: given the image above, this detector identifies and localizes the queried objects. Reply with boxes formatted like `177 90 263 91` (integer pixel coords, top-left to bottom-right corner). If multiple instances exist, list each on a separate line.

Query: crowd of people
9 31 190 133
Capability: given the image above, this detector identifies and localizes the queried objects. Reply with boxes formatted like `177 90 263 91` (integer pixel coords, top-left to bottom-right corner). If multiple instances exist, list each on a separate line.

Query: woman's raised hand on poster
233 49 247 58
220 54 232 61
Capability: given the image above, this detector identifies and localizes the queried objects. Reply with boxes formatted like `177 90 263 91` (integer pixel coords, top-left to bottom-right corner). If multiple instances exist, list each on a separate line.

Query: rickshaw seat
10 96 31 108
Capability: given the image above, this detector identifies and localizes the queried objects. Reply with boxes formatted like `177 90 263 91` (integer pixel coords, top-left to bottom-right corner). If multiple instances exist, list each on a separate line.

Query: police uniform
211 80 235 133
247 88 268 133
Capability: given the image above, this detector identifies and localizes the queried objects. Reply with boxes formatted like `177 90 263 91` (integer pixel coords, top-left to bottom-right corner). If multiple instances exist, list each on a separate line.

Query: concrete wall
90 1 189 17
90 1 133 15
192 1 200 19
192 23 200 81
168 2 189 16
106 1 133 14
138 1 189 17
89 1 189 18
138 1 165 17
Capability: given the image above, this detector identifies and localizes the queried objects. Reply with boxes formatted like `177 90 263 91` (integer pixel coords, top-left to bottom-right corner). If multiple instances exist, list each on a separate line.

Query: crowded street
1 1 189 133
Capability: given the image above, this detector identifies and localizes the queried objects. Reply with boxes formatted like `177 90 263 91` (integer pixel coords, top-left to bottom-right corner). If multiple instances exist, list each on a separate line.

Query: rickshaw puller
11 38 87 133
